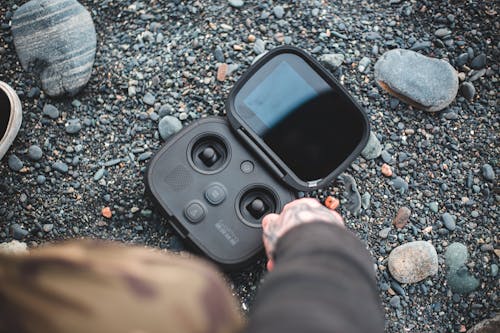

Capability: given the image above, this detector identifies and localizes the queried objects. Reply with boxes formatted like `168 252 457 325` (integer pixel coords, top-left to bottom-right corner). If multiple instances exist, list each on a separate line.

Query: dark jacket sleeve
244 222 384 333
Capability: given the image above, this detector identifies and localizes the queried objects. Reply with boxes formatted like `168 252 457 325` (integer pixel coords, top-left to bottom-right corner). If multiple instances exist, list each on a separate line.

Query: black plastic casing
226 46 370 192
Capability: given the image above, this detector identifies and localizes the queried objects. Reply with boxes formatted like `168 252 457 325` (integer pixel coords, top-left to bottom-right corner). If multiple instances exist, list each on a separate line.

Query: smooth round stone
143 92 156 106
158 116 182 141
441 212 456 231
28 145 43 161
481 163 495 181
42 104 60 119
228 0 244 8
319 53 345 71
273 5 285 19
65 119 82 134
36 175 46 184
11 0 97 97
361 131 382 160
460 82 475 100
10 224 29 240
447 266 479 294
445 242 468 270
389 295 401 308
470 53 486 70
8 154 23 171
455 53 469 67
388 241 438 284
52 161 69 173
374 49 458 112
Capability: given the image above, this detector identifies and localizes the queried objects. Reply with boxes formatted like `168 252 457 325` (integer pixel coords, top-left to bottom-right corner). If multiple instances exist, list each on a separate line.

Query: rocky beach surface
0 1 498 332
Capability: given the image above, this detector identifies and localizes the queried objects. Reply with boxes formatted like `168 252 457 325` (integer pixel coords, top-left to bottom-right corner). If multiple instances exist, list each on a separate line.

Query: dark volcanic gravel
1 1 498 332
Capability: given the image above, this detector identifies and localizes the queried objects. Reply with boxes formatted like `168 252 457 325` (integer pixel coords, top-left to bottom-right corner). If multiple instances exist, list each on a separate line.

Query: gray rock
447 266 480 294
254 39 266 55
93 168 105 181
340 173 362 216
428 201 438 213
158 116 182 140
36 175 46 184
361 192 371 209
390 177 409 194
358 57 371 73
470 53 486 70
143 92 156 106
482 163 495 181
455 53 468 67
434 28 451 38
460 82 475 100
42 224 54 232
361 131 382 160
445 242 468 270
442 212 456 231
389 295 401 308
52 161 69 173
12 0 97 97
379 227 391 239
138 151 152 161
228 0 244 8
28 145 43 161
42 104 60 119
65 119 81 134
273 5 285 19
8 154 23 171
10 224 29 240
388 241 438 283
374 49 458 112
319 53 344 71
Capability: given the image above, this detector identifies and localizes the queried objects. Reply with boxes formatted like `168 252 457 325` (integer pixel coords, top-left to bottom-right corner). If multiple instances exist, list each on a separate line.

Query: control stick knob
248 198 267 219
199 146 218 166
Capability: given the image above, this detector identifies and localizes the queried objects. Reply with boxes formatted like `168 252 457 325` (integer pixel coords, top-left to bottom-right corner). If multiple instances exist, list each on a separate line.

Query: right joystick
247 198 268 219
199 146 218 166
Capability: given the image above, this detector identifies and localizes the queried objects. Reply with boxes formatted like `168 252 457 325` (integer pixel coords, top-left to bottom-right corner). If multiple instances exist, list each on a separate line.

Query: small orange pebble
459 325 466 332
102 207 112 219
324 196 340 210
381 163 393 177
217 63 228 82
247 34 256 42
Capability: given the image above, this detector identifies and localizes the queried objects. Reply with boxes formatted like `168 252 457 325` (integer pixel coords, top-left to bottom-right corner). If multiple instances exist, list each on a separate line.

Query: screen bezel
226 46 370 191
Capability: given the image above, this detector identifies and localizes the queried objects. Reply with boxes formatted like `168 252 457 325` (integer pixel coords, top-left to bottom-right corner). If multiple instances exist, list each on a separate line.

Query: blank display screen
235 55 365 182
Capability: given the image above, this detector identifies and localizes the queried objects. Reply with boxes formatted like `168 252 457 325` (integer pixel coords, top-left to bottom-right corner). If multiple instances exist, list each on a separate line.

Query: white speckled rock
374 49 458 112
12 0 96 97
0 240 28 255
388 241 438 284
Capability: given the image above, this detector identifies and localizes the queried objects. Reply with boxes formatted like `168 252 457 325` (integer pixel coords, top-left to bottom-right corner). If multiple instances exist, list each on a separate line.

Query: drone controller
146 46 369 269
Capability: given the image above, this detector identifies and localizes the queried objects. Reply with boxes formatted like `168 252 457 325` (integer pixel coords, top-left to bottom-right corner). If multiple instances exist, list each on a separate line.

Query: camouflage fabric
0 240 243 333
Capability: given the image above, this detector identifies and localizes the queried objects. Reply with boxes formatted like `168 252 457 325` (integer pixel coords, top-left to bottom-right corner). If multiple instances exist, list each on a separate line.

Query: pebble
381 163 393 177
8 154 23 171
434 28 451 38
341 173 362 215
93 168 105 181
393 206 411 229
381 150 393 164
460 82 475 100
0 240 28 254
52 161 69 173
428 202 439 213
36 175 46 184
358 57 371 73
143 92 156 106
379 227 391 239
217 63 228 82
374 49 458 112
456 53 469 67
389 295 401 308
388 241 438 284
42 224 54 232
318 53 344 71
273 5 285 19
138 152 152 161
361 192 371 209
158 116 183 140
390 177 409 194
254 39 266 54
28 145 43 161
445 242 479 294
65 119 82 134
10 224 29 240
491 264 498 277
470 53 486 69
228 0 244 8
42 104 60 119
445 242 469 270
442 212 456 231
361 132 382 160
11 0 96 97
481 164 495 181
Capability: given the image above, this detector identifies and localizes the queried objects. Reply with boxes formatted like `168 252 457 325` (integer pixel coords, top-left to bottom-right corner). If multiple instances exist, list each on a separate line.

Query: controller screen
236 55 365 183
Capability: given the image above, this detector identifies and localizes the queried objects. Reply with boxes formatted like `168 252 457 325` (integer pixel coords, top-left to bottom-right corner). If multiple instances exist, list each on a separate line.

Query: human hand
262 198 344 271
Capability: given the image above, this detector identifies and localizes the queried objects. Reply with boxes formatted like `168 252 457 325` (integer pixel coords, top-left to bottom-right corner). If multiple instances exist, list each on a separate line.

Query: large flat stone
374 49 458 112
12 0 97 97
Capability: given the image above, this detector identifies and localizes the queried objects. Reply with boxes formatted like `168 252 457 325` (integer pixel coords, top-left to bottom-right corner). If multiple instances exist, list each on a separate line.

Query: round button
205 183 227 205
240 160 254 174
184 201 206 223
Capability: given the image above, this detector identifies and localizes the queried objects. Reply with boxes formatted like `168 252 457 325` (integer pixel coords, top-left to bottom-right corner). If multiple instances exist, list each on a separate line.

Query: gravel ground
0 0 498 332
